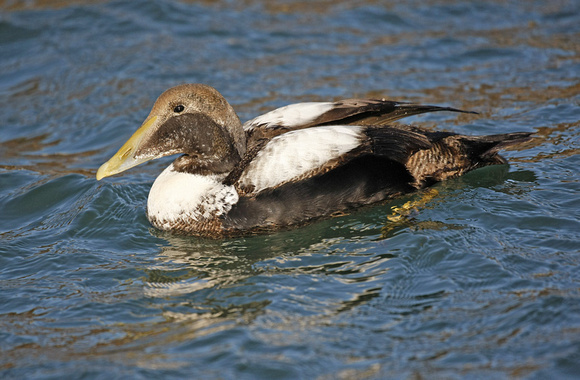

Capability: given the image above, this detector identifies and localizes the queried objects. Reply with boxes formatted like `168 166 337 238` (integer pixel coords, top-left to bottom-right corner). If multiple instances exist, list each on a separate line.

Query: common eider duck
96 84 531 237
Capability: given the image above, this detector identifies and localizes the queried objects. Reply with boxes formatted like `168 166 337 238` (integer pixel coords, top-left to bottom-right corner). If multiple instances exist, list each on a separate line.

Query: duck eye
173 105 185 113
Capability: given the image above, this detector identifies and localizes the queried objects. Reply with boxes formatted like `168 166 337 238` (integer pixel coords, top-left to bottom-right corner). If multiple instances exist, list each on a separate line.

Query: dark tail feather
406 131 533 187
461 132 533 161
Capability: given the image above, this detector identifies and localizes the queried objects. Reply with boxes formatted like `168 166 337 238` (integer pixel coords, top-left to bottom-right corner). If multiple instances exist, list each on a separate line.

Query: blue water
1 1 580 378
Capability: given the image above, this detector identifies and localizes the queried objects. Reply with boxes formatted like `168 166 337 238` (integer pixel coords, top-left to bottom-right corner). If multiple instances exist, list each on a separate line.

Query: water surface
1 0 579 378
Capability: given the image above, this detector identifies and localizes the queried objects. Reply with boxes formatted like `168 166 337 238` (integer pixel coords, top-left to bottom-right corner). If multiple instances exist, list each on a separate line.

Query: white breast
147 165 239 230
239 125 364 193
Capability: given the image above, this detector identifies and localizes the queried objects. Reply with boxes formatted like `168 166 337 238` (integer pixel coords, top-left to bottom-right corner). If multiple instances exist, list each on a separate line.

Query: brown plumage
96 84 532 237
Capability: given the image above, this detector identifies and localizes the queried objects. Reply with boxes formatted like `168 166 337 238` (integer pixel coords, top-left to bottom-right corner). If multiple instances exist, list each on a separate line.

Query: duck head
96 84 246 180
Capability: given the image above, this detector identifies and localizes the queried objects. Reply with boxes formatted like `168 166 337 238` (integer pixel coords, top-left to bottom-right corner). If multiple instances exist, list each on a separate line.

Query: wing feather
236 125 433 196
238 126 364 194
243 99 476 140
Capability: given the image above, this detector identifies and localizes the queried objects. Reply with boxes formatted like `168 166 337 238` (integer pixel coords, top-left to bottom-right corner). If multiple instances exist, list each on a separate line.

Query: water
1 0 579 378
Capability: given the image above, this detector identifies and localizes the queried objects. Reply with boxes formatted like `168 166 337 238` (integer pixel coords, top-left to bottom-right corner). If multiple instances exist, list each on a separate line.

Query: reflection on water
1 0 579 378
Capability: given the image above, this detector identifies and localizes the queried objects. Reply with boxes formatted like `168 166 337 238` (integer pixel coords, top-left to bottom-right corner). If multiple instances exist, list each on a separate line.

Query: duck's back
217 125 531 235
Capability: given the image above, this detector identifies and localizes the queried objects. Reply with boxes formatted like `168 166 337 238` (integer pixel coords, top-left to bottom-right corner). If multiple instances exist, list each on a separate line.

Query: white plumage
244 102 335 130
147 165 238 229
239 125 364 193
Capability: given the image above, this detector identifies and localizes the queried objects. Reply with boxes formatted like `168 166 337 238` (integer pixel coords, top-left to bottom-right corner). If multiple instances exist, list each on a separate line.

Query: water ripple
1 0 580 378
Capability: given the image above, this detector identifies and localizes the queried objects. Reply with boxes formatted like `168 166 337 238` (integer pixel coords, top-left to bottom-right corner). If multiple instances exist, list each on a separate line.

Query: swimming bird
96 84 531 237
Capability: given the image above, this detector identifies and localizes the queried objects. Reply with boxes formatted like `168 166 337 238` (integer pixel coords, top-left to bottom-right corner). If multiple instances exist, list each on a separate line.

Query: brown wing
244 98 476 141
312 99 477 127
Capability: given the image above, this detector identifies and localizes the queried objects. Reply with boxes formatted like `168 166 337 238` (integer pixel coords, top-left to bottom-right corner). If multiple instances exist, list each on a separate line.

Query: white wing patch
147 165 238 229
244 102 335 130
239 125 364 193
